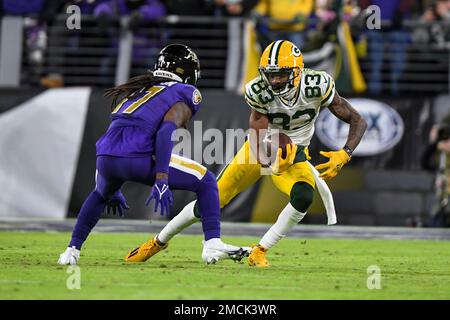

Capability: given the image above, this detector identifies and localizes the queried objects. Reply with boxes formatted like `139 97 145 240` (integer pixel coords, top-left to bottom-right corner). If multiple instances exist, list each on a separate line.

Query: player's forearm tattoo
328 93 367 151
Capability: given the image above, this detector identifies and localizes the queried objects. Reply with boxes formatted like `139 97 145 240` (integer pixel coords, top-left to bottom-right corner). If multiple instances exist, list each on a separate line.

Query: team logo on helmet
292 46 301 57
154 44 201 86
186 50 198 62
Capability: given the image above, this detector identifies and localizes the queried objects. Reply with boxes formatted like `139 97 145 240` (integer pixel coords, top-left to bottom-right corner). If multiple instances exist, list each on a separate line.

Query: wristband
343 145 353 157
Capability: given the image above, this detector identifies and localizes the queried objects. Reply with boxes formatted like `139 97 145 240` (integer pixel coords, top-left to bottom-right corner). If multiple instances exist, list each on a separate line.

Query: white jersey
244 68 336 146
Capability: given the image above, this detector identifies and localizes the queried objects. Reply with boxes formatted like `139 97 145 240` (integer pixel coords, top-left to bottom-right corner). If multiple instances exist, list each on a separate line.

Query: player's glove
304 147 312 161
146 178 173 217
271 144 298 175
314 149 351 180
105 190 130 217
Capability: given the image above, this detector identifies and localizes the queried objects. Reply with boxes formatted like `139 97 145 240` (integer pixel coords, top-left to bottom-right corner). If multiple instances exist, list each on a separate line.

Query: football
265 132 293 159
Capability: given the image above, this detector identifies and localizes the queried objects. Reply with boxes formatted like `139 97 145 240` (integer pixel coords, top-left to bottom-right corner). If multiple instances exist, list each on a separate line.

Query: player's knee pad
290 182 314 213
193 201 201 218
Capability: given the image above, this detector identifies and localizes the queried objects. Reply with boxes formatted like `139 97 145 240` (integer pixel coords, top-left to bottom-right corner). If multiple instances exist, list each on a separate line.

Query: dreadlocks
104 72 166 110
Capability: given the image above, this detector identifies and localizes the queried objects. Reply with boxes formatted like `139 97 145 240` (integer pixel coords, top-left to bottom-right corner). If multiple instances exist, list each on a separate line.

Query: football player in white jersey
124 40 367 267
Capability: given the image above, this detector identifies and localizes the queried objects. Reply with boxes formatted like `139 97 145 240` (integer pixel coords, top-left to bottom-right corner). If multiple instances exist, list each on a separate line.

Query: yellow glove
314 149 351 180
304 147 311 161
271 144 298 175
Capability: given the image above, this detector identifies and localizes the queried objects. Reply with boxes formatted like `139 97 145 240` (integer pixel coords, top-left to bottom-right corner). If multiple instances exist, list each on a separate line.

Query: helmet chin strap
278 71 300 101
262 68 299 99
271 85 290 97
281 85 298 100
271 81 296 98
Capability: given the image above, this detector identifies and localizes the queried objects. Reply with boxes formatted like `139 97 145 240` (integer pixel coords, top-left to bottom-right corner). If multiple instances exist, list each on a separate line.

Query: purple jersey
96 81 202 157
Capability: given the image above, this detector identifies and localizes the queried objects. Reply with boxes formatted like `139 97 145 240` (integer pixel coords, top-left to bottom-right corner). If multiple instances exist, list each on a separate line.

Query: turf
0 231 450 300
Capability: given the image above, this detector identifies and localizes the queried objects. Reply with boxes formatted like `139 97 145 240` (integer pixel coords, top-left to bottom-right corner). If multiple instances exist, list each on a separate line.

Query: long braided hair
104 72 166 110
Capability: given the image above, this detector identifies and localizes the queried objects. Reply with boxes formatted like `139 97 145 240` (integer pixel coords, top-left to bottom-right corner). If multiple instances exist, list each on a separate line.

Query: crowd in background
421 114 450 227
1 1 450 227
0 0 449 92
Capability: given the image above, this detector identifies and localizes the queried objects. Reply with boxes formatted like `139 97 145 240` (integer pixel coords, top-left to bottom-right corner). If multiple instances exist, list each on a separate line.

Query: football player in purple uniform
58 44 249 265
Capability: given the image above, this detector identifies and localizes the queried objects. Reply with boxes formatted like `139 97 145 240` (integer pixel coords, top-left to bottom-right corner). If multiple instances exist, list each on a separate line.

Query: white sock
157 200 200 244
259 203 306 249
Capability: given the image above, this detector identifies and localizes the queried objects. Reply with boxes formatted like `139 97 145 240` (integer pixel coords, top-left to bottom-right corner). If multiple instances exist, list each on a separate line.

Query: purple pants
95 155 212 196
69 154 220 249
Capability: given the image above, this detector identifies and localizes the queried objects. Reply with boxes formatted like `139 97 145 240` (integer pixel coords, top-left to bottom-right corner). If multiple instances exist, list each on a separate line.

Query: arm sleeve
154 121 178 174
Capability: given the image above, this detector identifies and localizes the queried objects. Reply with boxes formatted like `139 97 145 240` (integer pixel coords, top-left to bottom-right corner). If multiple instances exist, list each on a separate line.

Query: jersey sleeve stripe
245 98 264 110
245 98 260 108
321 78 332 99
245 100 262 110
321 80 334 105
323 78 331 93
321 83 335 107
249 104 268 114
245 92 259 104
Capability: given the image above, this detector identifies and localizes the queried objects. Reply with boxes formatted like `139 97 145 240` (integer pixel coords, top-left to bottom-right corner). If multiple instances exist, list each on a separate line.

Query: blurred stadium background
2 0 450 302
1 0 450 231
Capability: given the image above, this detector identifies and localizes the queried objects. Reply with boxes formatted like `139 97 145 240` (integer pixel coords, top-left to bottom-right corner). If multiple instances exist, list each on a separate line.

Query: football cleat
201 238 251 264
124 237 168 262
57 246 80 265
248 244 270 268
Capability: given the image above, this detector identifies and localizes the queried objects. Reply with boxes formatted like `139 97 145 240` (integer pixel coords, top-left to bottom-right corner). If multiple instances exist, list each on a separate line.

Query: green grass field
1 231 450 299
